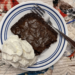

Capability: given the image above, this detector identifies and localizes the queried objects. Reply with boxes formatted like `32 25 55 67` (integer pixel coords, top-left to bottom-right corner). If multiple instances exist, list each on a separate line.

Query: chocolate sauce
11 13 57 55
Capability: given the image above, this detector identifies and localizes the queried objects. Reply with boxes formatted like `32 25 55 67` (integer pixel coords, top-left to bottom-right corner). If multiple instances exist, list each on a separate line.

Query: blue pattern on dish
0 3 66 69
3 7 62 65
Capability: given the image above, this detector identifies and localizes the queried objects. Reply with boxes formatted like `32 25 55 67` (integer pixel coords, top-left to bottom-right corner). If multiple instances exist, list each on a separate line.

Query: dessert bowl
0 1 68 71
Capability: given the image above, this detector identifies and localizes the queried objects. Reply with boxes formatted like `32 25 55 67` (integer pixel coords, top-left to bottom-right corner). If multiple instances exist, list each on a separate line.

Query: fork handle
50 24 75 48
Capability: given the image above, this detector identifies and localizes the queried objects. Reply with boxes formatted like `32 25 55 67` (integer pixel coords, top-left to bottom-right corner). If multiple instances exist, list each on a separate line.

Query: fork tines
36 4 45 13
31 4 45 17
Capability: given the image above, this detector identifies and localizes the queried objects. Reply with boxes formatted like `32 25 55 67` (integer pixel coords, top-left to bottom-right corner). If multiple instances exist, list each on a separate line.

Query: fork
31 4 75 49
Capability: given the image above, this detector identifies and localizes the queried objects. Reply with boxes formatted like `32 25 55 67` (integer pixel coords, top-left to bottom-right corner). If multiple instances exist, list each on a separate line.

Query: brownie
11 13 57 55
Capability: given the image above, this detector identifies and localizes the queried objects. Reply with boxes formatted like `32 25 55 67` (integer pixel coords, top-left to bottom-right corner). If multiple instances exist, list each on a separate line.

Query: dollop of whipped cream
2 35 36 68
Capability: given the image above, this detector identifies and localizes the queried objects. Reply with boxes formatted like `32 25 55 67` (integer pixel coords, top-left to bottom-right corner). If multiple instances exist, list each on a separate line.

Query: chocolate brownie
11 13 57 55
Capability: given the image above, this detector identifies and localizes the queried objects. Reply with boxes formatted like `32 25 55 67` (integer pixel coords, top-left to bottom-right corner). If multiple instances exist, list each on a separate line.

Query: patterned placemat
0 0 75 75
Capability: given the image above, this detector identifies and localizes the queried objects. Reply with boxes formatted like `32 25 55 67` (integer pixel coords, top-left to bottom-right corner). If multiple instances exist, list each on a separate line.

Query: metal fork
31 4 75 49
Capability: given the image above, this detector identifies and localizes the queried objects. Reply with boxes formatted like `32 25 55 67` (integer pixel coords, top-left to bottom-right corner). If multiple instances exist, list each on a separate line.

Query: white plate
0 1 68 71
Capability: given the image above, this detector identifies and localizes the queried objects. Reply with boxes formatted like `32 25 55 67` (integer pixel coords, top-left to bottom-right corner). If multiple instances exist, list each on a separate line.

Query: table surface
0 0 75 75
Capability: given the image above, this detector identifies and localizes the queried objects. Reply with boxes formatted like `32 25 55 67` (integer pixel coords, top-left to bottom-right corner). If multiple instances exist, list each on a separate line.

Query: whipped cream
2 35 36 68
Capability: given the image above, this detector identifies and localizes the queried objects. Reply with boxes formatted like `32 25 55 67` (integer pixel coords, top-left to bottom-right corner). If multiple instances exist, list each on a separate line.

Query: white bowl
0 1 68 71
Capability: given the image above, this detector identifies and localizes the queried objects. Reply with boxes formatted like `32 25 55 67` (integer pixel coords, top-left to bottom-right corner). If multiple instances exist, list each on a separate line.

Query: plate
0 1 68 71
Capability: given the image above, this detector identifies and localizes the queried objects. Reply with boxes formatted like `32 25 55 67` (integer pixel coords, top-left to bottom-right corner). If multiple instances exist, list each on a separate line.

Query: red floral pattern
54 6 67 17
0 0 19 12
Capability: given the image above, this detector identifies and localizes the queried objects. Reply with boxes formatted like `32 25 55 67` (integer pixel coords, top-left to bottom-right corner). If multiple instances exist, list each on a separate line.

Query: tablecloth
0 0 75 75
